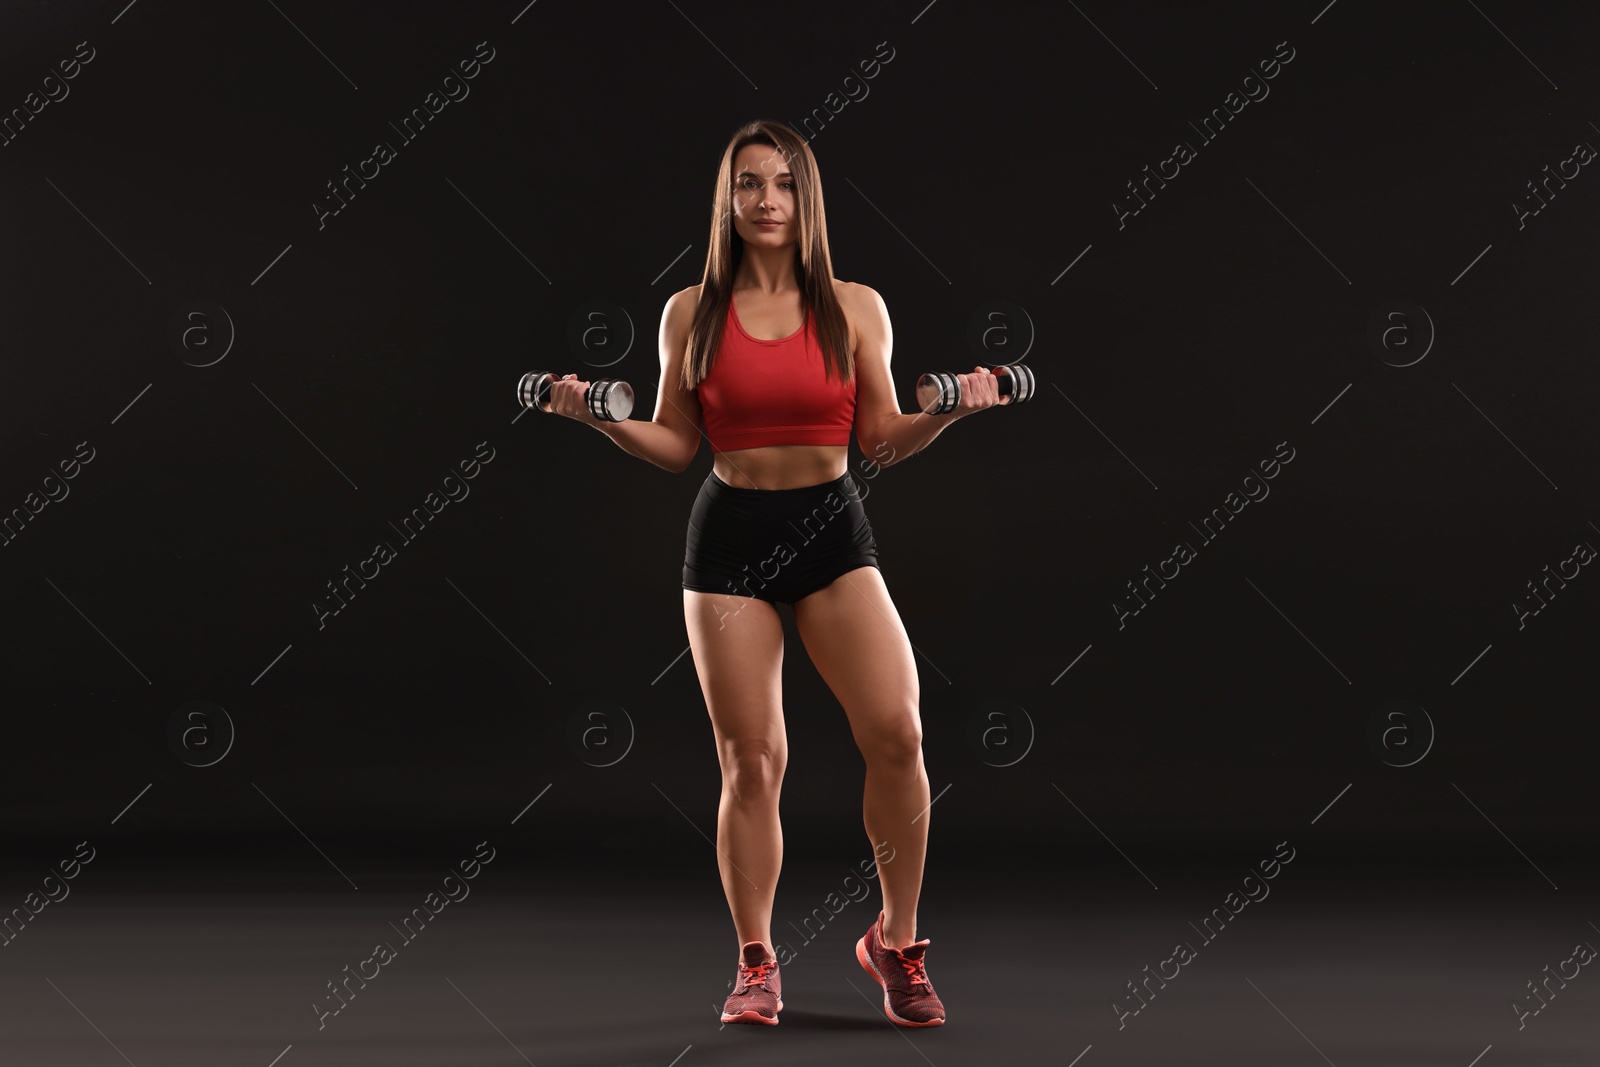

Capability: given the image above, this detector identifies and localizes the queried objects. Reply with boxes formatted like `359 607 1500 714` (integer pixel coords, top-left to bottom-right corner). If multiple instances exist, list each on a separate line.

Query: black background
3 0 1597 880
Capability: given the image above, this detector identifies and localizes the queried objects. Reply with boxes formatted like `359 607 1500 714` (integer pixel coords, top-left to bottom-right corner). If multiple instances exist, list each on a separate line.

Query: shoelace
897 953 930 988
739 959 777 990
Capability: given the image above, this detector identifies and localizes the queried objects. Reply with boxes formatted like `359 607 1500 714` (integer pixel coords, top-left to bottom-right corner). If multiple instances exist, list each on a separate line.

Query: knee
858 715 923 769
720 737 786 802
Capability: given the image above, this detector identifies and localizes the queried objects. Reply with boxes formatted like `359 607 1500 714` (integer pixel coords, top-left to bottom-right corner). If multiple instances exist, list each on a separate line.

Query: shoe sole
855 935 945 1027
721 998 783 1025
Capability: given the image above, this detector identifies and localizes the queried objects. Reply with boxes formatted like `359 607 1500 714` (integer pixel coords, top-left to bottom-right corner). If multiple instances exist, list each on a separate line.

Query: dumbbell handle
517 371 635 422
915 363 1035 416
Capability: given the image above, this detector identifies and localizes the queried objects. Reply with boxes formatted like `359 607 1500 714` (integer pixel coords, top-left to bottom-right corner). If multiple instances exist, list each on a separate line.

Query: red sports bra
696 299 857 452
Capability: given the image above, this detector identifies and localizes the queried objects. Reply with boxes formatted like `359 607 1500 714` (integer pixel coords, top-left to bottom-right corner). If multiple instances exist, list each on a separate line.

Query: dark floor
3 847 1597 1066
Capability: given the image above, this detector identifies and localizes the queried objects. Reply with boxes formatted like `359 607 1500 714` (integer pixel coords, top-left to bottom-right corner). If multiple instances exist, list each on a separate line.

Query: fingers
549 374 591 420
955 367 1000 414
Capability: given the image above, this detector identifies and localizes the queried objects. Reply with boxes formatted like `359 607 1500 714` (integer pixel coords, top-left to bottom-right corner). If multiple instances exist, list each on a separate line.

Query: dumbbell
915 363 1035 416
517 371 635 422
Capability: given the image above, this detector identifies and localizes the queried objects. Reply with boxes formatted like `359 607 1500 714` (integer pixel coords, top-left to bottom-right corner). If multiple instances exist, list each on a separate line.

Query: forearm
586 417 694 473
860 410 963 469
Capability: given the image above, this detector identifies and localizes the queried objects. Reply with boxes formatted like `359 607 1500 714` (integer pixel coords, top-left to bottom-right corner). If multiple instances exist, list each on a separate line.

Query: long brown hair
679 119 853 391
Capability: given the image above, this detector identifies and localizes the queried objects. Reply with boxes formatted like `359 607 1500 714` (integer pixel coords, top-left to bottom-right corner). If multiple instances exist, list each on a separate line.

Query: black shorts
683 469 881 605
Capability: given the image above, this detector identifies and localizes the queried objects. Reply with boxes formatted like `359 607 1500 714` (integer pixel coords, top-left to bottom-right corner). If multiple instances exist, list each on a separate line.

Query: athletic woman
542 119 1007 1028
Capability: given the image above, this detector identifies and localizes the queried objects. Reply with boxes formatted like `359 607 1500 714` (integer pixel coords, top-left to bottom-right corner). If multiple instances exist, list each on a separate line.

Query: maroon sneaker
856 910 946 1026
721 940 783 1025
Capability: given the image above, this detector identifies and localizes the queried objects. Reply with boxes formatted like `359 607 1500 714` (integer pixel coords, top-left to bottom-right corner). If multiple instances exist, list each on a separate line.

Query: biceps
657 372 704 446
855 363 899 438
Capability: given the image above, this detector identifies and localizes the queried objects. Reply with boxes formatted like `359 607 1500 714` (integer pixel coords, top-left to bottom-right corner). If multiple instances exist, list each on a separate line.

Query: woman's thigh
790 567 921 749
683 589 788 762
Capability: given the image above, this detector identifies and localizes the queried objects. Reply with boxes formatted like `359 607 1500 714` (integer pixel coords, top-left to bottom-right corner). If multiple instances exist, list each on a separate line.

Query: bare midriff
712 443 848 490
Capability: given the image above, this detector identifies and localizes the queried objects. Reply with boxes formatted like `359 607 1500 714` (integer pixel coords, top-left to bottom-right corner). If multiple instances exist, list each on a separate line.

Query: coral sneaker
721 940 783 1025
856 910 946 1026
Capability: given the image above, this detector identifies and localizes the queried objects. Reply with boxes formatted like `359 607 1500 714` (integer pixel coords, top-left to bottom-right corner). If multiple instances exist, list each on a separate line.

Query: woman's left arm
847 282 1005 469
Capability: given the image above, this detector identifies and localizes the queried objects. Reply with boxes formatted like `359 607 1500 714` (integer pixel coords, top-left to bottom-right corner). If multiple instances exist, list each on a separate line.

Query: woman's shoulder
832 278 884 312
664 283 704 327
831 279 887 334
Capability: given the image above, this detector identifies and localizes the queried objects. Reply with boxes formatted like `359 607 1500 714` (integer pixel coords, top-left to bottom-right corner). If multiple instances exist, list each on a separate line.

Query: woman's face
730 143 796 247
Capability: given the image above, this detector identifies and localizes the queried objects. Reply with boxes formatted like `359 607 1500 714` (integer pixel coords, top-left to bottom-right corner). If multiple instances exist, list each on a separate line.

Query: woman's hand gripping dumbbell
914 362 1036 417
516 371 635 423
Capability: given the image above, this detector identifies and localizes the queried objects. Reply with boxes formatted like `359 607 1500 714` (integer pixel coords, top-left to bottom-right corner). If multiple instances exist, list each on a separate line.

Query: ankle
880 925 916 950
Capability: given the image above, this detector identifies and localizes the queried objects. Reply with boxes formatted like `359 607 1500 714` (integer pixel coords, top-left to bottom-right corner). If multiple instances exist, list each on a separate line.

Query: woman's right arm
547 285 703 474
